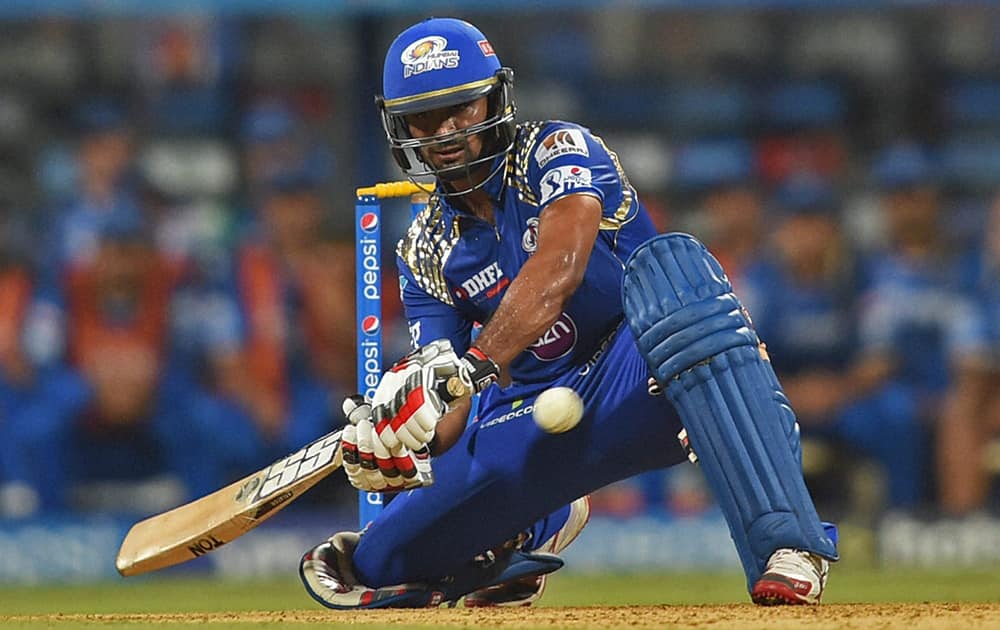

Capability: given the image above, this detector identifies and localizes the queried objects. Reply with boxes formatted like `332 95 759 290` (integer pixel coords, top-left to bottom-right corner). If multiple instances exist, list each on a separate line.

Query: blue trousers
353 324 688 586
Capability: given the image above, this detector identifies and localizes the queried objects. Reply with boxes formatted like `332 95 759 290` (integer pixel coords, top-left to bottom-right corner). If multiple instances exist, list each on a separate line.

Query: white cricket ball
533 387 584 434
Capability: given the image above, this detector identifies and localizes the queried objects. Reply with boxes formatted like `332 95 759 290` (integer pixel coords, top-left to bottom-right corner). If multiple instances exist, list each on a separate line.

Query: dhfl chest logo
401 36 460 78
457 262 509 300
359 212 379 233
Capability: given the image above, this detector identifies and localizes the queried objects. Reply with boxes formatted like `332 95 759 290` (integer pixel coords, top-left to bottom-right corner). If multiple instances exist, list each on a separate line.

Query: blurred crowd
1 7 1000 520
593 148 1000 523
0 94 363 517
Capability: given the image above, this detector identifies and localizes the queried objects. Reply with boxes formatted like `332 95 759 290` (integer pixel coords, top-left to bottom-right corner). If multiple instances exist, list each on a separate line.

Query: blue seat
760 82 845 129
944 81 1000 127
941 136 1000 191
670 138 754 191
663 83 753 135
588 82 665 128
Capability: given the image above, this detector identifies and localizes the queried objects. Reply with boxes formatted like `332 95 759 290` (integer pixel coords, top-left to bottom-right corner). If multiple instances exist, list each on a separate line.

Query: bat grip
438 375 469 404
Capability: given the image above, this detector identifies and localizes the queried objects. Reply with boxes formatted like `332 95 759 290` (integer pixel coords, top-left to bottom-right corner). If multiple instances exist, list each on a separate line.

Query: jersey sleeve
526 122 630 217
398 259 473 355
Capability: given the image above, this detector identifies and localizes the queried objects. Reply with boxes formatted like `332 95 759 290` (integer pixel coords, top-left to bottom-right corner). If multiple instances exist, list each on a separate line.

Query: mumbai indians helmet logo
361 315 380 335
360 212 379 233
400 36 460 78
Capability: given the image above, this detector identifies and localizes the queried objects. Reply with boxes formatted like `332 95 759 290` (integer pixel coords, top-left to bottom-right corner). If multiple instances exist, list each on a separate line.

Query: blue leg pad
622 234 838 589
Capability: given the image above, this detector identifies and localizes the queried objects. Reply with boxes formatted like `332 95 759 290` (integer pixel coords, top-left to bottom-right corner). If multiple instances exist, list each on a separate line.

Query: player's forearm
472 251 583 370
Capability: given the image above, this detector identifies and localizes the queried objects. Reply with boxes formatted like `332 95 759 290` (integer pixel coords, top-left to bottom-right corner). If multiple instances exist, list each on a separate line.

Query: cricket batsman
300 17 838 608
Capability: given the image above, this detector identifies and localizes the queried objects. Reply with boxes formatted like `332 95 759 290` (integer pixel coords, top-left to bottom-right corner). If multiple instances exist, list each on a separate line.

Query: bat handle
440 375 469 404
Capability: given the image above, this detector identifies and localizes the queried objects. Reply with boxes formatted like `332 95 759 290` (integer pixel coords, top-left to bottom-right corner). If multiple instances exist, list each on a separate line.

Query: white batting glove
372 340 499 452
341 394 433 492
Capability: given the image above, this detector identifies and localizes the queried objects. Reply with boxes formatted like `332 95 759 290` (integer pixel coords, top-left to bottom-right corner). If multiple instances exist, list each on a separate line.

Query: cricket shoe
464 495 591 607
300 532 444 609
750 548 829 606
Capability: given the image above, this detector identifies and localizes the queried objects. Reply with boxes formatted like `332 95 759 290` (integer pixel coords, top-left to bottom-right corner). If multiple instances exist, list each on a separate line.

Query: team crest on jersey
528 313 577 361
539 165 592 207
401 36 460 78
522 217 540 253
534 129 589 168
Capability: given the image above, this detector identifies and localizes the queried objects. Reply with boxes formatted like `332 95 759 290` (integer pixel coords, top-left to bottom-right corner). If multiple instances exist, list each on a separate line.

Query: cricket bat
116 428 344 577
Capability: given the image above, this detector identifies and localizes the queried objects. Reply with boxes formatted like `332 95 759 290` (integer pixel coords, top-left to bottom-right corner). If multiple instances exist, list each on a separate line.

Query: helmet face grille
379 19 516 194
380 68 517 195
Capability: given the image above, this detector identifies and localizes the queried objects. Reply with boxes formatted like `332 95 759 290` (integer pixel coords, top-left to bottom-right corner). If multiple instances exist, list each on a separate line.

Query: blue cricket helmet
377 18 516 193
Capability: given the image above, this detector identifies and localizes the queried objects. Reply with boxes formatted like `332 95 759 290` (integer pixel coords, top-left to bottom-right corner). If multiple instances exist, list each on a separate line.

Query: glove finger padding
355 418 388 491
373 368 443 451
371 433 407 490
341 392 435 492
342 423 364 488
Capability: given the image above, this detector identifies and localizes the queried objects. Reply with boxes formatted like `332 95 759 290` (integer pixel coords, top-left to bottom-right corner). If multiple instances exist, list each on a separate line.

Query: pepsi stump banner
355 181 429 528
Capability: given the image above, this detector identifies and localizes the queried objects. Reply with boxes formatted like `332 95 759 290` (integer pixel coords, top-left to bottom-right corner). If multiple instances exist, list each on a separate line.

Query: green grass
2 568 999 618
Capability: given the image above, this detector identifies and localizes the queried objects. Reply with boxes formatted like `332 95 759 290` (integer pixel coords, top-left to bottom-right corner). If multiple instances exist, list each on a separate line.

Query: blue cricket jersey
396 120 657 385
858 251 984 393
741 259 860 376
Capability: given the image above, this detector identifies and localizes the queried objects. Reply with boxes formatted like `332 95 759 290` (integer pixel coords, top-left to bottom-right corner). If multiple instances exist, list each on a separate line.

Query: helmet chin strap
424 152 508 198
407 131 510 198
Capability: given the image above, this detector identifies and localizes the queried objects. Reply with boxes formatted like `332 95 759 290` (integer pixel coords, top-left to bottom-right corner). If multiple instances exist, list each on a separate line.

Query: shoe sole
750 579 818 606
464 575 546 608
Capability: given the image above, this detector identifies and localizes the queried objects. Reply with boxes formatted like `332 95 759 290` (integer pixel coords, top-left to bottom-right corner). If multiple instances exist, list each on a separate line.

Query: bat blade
116 429 343 577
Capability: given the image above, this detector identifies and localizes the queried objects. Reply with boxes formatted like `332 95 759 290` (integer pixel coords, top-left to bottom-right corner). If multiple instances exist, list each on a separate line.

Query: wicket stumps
355 181 430 529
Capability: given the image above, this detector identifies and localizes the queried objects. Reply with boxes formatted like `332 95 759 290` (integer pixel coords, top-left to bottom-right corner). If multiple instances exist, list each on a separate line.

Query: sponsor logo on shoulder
534 129 589 167
401 36 460 78
539 165 592 207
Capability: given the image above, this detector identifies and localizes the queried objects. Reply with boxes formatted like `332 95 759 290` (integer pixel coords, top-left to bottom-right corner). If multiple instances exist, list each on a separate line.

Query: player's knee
622 233 758 382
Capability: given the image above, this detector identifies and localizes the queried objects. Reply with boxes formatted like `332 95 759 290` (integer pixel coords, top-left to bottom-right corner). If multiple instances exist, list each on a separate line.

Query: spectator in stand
2 213 242 512
742 173 924 511
0 218 90 516
241 100 307 200
591 141 763 517
677 140 764 292
216 156 354 465
48 100 141 274
851 145 987 511
940 194 1000 515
